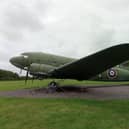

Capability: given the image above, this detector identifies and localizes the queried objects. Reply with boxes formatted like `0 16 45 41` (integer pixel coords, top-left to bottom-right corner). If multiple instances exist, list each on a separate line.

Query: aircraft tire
47 81 58 93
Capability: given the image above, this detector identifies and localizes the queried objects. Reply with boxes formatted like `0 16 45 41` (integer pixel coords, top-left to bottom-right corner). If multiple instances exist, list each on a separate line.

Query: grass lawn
0 98 129 129
0 80 129 129
0 79 129 91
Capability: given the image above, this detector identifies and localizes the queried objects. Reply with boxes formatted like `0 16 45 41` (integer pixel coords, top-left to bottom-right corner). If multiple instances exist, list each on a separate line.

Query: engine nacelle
29 63 56 74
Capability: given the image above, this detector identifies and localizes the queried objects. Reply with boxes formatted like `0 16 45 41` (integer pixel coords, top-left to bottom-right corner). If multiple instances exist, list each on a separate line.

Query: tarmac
0 85 129 100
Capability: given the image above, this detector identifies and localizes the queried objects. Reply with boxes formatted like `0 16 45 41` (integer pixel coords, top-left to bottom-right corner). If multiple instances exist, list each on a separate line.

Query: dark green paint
10 44 129 81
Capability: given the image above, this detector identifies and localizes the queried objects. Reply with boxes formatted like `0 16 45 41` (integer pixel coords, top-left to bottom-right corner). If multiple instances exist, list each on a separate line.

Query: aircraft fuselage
10 52 129 81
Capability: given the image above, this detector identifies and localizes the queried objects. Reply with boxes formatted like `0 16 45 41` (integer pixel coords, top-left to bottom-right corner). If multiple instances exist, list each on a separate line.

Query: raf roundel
107 69 118 79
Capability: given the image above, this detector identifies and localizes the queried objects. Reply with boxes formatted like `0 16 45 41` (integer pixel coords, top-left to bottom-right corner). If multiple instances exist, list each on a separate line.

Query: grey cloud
0 0 48 42
4 6 43 31
0 0 129 74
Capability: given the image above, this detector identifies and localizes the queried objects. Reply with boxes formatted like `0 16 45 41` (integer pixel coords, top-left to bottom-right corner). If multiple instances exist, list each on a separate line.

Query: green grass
0 79 129 91
0 80 129 129
0 80 48 91
0 98 129 129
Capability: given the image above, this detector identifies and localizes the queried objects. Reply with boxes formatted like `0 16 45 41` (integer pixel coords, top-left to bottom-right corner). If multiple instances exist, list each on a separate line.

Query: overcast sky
0 0 129 74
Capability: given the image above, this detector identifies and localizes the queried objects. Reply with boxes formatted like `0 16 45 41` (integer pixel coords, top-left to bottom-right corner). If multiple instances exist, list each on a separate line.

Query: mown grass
0 81 129 129
0 79 129 91
0 98 129 129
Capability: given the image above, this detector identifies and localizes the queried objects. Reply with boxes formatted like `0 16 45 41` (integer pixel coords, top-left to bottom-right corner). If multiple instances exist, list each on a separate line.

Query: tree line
0 69 26 80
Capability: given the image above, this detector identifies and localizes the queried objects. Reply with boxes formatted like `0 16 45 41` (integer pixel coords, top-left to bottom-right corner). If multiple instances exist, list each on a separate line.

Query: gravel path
0 85 129 100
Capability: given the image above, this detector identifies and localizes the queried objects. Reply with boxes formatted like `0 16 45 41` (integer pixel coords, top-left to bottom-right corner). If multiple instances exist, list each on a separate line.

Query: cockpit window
20 54 29 59
23 55 28 59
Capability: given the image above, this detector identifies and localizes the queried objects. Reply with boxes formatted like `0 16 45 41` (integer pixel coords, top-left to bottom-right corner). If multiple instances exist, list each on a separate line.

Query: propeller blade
25 67 30 84
32 76 34 84
20 69 22 74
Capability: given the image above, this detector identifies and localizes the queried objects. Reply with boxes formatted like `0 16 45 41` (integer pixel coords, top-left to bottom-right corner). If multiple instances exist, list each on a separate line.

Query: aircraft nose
9 56 23 68
10 57 15 65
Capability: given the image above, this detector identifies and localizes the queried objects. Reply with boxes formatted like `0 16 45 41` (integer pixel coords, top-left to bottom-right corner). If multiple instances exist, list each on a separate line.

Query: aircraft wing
49 44 129 80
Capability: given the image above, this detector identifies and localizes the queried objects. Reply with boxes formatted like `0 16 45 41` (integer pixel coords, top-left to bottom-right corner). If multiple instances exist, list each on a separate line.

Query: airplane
10 44 129 89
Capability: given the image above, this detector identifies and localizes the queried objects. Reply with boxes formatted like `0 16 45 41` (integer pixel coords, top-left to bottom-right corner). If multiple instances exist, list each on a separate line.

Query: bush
0 69 19 80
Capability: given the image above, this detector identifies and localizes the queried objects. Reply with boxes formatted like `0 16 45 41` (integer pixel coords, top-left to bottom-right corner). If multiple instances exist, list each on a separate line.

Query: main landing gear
47 81 58 93
47 81 64 93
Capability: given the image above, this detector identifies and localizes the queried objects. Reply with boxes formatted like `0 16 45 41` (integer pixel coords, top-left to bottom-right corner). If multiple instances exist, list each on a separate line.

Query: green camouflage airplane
10 44 129 87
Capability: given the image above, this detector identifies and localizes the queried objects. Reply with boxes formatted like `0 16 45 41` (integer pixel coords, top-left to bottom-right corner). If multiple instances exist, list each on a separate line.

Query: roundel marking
107 69 118 79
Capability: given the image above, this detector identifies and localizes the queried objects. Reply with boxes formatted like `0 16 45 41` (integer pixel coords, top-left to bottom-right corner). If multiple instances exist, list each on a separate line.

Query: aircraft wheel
47 81 58 93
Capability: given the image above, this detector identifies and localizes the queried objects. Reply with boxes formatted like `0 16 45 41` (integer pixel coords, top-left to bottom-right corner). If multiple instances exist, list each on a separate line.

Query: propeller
32 76 34 84
20 69 22 74
25 66 30 84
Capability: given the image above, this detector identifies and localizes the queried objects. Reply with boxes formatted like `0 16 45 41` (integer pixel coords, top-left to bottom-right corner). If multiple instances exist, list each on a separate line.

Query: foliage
0 69 19 80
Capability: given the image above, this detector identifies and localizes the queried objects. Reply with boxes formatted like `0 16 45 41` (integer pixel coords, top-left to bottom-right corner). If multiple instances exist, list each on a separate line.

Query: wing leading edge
49 43 129 80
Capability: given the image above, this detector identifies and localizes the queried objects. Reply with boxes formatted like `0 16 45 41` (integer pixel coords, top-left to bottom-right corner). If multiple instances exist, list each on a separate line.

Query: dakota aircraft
10 44 129 88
